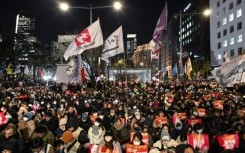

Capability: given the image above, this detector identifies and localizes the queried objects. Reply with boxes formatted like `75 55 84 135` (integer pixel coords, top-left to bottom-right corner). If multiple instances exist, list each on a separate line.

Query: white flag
24 65 29 75
101 26 124 63
29 66 33 75
13 65 21 74
64 19 103 61
65 59 75 76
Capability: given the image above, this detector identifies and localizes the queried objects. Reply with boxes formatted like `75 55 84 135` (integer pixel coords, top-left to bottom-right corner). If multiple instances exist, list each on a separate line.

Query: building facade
14 11 36 67
210 0 245 66
160 16 179 76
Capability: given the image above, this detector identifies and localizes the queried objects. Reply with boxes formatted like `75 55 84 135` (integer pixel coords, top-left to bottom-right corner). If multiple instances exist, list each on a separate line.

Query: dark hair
131 132 144 145
34 125 47 134
30 137 45 149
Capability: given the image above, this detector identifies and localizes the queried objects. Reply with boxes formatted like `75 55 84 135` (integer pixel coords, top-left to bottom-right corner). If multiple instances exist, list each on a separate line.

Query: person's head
161 131 171 145
68 105 75 114
59 118 67 131
134 111 141 120
236 106 245 117
193 123 204 134
175 144 195 153
94 118 102 127
66 119 78 132
132 132 144 145
34 125 48 138
118 105 123 111
161 124 170 133
115 117 123 126
104 130 114 143
44 111 53 122
109 108 116 117
30 137 46 153
4 125 17 139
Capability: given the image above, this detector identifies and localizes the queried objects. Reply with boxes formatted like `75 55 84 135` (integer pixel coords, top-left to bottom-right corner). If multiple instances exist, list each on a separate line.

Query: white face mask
53 101 57 104
94 122 100 127
47 105 50 108
23 117 28 121
196 129 203 134
110 113 115 116
193 112 198 116
99 115 104 120
41 101 44 105
105 136 112 142
133 141 140 145
0 108 4 111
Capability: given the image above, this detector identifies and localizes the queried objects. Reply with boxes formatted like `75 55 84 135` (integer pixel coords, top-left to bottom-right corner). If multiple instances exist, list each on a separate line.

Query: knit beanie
59 118 68 126
62 131 74 143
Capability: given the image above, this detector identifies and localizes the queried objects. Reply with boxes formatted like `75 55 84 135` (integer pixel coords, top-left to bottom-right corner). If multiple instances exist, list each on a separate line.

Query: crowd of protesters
0 79 244 153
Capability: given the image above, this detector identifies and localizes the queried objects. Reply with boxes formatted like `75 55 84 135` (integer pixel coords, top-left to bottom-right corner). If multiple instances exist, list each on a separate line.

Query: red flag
40 67 44 77
81 68 86 82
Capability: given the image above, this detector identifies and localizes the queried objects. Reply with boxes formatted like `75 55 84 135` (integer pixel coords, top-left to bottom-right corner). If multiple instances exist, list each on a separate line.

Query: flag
152 3 168 43
223 51 230 62
13 65 21 74
81 60 91 81
172 63 178 76
65 59 75 76
160 67 166 73
186 57 193 80
101 26 124 63
24 65 29 75
64 19 103 61
7 63 12 75
70 55 82 82
39 67 45 78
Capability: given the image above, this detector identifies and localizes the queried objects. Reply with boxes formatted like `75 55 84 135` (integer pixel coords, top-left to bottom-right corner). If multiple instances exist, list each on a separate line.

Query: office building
210 0 245 66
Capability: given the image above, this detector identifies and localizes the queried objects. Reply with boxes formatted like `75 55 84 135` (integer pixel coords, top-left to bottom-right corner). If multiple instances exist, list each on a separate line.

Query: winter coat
40 117 59 133
18 119 35 141
98 140 122 153
112 122 130 144
88 126 105 145
32 129 55 146
149 139 178 153
0 132 26 153
63 139 80 153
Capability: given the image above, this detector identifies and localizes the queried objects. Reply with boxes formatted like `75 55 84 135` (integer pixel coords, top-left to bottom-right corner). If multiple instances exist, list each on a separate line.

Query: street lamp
59 1 123 24
179 9 211 76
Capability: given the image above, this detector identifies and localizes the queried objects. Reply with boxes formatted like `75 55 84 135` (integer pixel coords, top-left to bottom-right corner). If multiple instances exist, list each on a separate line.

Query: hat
59 118 68 126
45 111 53 117
62 131 74 143
104 130 113 137
161 131 171 140
175 120 183 129
82 112 88 122
24 112 33 120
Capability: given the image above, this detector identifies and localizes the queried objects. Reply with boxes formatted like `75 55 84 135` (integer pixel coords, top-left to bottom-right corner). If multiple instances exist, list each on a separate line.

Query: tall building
210 0 244 66
14 11 36 67
179 0 210 71
126 34 137 67
160 16 179 76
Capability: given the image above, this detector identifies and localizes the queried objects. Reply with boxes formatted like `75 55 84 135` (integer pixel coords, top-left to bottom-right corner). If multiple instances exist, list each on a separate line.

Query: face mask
47 105 50 108
41 101 44 105
110 113 115 116
0 108 4 111
105 136 112 142
193 112 198 116
133 141 140 145
23 117 28 121
196 129 203 134
93 113 98 117
176 126 182 131
94 122 100 127
53 101 57 104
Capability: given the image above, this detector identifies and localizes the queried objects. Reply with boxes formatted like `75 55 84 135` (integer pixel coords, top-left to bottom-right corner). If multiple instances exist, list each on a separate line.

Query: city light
59 3 69 11
114 1 122 10
203 9 211 16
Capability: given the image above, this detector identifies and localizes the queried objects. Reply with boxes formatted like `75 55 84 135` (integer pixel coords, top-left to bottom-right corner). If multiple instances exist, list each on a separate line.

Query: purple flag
152 3 168 43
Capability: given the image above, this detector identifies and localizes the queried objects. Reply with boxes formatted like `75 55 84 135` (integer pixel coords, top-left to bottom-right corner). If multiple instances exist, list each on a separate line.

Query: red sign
90 115 97 123
214 100 223 110
217 134 239 150
0 112 6 126
188 134 209 151
178 113 187 120
18 94 29 100
88 144 98 153
126 144 148 153
198 108 206 117
188 119 202 126
155 116 168 125
172 115 181 123
130 132 149 145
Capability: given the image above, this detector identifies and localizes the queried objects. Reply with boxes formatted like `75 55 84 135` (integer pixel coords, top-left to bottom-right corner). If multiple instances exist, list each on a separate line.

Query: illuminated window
237 35 243 42
237 9 242 18
230 37 234 45
223 40 227 47
223 18 227 25
229 13 234 22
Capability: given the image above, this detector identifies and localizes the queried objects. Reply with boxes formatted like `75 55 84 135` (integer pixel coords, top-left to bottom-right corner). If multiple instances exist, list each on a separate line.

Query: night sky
0 0 189 45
